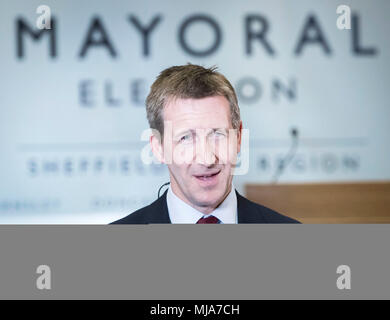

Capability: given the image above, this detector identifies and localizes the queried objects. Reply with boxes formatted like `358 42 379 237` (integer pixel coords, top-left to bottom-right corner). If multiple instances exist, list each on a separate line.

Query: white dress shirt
166 185 237 224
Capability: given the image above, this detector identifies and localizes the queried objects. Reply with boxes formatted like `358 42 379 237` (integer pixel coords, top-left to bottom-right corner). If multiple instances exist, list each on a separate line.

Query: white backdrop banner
0 0 389 223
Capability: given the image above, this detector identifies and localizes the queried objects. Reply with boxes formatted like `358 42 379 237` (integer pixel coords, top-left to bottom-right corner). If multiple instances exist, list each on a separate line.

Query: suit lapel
236 190 266 223
149 190 172 223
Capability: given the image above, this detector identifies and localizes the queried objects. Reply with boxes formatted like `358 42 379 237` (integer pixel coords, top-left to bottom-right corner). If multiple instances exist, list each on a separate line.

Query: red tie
196 215 220 224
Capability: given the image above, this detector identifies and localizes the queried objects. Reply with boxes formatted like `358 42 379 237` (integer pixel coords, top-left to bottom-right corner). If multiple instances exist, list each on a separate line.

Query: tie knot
196 215 220 224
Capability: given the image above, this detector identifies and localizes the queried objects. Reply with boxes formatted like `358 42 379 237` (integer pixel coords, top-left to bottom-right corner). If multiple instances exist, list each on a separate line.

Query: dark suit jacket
111 190 300 224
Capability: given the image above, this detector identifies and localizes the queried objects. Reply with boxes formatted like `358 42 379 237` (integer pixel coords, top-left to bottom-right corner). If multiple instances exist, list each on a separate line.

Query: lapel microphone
157 182 171 198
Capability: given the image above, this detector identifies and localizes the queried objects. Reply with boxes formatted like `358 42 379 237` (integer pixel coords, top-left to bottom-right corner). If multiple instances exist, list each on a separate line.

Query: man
112 64 299 224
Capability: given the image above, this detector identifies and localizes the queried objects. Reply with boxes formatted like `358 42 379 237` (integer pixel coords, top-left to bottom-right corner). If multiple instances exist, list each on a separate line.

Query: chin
192 188 225 207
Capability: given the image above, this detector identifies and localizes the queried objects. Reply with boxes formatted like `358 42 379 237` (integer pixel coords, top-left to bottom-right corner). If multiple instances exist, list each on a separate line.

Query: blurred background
0 0 389 223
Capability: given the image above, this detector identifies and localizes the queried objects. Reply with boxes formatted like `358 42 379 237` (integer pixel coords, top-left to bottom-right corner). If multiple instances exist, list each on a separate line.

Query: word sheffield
16 13 378 59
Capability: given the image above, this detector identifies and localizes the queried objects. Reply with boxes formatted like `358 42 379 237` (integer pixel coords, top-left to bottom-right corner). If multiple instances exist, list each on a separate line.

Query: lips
193 170 221 185
194 170 221 178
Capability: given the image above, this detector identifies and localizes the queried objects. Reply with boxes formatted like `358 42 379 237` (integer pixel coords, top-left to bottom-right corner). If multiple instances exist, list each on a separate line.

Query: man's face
152 95 242 213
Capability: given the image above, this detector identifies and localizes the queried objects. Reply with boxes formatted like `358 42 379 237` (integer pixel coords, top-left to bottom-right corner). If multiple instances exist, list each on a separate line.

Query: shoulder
110 206 150 224
236 192 300 224
110 192 170 224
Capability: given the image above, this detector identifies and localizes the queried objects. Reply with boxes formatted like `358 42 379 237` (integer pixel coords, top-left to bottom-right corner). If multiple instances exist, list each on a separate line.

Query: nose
194 136 217 166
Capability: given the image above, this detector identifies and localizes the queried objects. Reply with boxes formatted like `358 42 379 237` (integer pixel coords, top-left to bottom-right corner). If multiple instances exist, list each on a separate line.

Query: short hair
146 64 241 138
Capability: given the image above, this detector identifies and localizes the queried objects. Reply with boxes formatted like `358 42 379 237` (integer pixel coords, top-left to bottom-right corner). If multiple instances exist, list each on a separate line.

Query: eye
213 130 227 138
179 134 193 143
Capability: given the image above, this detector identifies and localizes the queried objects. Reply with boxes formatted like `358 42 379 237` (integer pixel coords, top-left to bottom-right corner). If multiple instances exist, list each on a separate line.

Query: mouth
193 170 221 185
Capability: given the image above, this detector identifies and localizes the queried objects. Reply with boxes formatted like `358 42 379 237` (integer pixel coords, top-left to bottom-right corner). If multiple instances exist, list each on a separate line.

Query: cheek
172 144 195 165
215 137 239 165
169 162 191 183
214 140 228 164
227 136 240 165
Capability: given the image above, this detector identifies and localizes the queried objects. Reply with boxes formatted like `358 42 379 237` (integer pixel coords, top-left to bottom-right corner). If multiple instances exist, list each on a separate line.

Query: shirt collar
166 185 237 224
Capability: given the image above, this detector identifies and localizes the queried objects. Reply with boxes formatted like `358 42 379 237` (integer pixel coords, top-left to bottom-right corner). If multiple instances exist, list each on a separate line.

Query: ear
150 131 165 164
237 121 243 154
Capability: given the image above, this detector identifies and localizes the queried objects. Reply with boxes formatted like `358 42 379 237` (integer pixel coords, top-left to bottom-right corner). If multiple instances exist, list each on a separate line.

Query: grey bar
0 225 389 299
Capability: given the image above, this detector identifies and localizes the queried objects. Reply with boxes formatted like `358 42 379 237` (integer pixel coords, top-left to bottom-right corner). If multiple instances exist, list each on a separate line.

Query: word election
15 13 378 59
78 76 297 108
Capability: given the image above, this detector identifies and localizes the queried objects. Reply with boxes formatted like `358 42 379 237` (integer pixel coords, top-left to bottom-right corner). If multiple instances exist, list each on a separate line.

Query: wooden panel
245 181 390 224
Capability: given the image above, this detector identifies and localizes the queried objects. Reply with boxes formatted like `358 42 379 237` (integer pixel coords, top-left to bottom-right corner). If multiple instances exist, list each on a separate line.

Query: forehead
163 96 232 131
